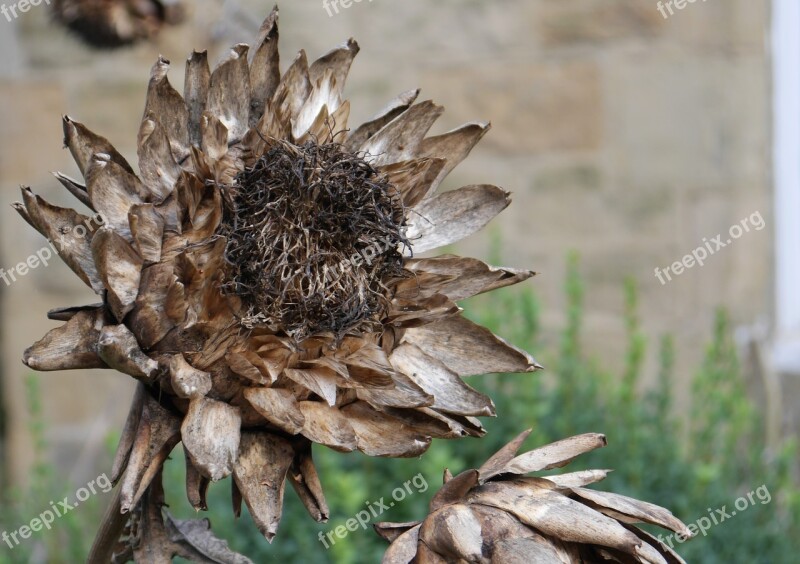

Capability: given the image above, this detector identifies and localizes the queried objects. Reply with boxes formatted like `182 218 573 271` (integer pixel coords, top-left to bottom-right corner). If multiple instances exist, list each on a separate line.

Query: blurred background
0 0 798 562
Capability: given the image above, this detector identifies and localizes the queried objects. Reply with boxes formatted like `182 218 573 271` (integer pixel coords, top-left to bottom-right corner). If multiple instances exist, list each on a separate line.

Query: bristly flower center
221 139 409 341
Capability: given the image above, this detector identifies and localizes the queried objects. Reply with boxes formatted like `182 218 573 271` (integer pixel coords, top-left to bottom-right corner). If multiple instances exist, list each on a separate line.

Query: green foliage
3 253 798 563
0 375 107 564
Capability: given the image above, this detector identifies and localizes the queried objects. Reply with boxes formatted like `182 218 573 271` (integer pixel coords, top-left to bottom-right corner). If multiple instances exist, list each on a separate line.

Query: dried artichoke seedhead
17 4 541 552
51 0 186 48
377 429 692 564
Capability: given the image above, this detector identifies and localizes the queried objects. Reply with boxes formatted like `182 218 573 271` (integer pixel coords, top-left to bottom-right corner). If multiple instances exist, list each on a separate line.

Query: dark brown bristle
220 139 409 341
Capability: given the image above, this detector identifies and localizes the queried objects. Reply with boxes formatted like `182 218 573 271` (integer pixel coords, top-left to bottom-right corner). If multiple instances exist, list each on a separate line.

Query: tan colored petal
184 451 211 511
144 56 189 162
334 337 389 366
169 353 212 399
297 401 357 452
284 367 338 406
381 407 482 439
185 50 211 146
271 50 311 137
129 263 183 349
243 387 305 435
62 115 133 177
419 504 483 562
97 324 158 382
156 192 181 234
405 184 510 254
404 255 535 301
85 153 148 237
336 340 396 387
200 111 230 163
23 308 107 371
571 487 692 538
250 99 291 147
294 36 359 136
638 544 671 564
468 482 644 558
328 99 351 139
403 315 540 377
623 524 688 564
227 351 271 385
542 470 611 489
18 187 103 292
346 88 419 152
477 428 532 480
415 540 449 563
53 171 93 210
416 122 490 192
181 397 241 481
380 158 446 208
307 355 349 380
387 294 460 328
374 522 421 543
183 51 211 145
46 303 103 322
356 369 434 410
232 432 294 542
361 100 443 166
207 44 251 143
493 433 608 478
119 393 182 513
469 503 543 548
380 524 421 564
429 470 479 512
309 38 359 100
295 102 329 143
491 537 569 564
128 203 165 264
389 343 495 417
137 116 180 201
176 238 229 327
248 6 280 126
340 401 431 457
92 226 143 321
287 440 329 523
188 145 212 185
252 340 292 382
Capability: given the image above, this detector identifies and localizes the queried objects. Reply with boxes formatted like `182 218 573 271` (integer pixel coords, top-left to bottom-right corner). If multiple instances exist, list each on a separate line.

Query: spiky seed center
221 139 408 340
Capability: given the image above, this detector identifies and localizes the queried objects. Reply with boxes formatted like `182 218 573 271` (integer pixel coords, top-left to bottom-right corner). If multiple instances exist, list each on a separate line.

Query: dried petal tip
379 431 690 564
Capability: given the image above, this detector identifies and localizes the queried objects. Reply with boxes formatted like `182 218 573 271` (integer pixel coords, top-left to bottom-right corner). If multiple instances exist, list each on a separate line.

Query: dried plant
15 5 543 560
377 429 691 564
51 0 185 47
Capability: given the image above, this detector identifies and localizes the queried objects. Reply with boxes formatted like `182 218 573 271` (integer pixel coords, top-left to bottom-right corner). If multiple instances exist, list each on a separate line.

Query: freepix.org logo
0 210 107 287
1 0 51 23
654 211 765 285
323 0 373 18
2 473 113 549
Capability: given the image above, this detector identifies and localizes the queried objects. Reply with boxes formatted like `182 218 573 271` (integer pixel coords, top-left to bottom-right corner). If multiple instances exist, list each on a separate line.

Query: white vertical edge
772 0 800 369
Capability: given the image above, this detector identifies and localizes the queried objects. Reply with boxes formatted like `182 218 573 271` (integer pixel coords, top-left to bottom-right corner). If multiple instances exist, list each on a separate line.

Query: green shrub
0 375 107 564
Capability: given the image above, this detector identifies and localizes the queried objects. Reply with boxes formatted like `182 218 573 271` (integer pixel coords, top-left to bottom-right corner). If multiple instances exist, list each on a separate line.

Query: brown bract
377 429 691 564
17 5 541 555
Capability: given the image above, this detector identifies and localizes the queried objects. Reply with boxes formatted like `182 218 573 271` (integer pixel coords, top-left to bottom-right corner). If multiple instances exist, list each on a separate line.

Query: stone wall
0 0 772 486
